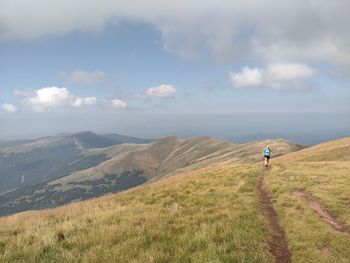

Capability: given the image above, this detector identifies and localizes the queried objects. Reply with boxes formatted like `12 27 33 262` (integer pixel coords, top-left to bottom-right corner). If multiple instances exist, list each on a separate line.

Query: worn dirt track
258 169 292 263
294 191 350 237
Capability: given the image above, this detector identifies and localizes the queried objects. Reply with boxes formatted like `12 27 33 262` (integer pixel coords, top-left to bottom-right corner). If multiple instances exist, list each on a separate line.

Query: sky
0 0 349 142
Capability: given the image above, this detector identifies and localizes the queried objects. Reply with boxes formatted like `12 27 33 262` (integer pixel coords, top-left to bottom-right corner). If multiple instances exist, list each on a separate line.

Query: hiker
263 146 271 167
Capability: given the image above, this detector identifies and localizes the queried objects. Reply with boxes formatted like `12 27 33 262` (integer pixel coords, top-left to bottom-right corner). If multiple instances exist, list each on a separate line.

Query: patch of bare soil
258 169 292 263
294 190 350 237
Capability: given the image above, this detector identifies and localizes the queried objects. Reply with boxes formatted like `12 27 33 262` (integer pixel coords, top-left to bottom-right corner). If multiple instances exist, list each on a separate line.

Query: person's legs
264 156 270 167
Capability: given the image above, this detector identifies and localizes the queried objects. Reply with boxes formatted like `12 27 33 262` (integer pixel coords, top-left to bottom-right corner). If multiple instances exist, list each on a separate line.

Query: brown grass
0 164 273 263
265 137 350 262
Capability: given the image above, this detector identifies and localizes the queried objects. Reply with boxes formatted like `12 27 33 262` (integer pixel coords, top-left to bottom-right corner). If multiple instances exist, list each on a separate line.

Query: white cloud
146 84 176 97
72 96 97 107
22 87 97 112
266 63 316 81
229 62 316 91
2 103 18 113
229 67 262 87
14 87 127 111
58 70 106 85
0 1 348 71
111 99 127 108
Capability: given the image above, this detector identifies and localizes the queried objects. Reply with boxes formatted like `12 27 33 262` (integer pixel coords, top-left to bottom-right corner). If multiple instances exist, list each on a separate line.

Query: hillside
0 131 150 192
52 136 305 184
265 137 350 262
0 133 305 216
0 137 349 262
0 164 273 262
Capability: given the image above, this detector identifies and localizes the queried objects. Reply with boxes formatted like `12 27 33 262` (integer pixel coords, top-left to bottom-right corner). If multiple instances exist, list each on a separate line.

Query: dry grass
0 164 273 263
2 137 348 263
266 137 350 263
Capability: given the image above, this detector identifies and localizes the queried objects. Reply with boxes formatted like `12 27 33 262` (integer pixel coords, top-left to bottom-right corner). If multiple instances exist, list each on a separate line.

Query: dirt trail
258 169 292 263
294 191 350 237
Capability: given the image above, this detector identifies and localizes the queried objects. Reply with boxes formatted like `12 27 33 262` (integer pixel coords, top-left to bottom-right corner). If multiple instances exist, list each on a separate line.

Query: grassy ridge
266 142 350 262
0 165 273 263
2 137 349 262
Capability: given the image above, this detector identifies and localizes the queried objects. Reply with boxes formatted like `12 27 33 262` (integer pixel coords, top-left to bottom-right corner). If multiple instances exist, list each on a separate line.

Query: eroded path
258 169 292 263
294 191 350 237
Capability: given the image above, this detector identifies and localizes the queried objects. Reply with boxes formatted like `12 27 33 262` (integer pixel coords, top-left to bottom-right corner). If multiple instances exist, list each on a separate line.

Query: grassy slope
1 137 349 262
0 165 273 263
266 137 350 262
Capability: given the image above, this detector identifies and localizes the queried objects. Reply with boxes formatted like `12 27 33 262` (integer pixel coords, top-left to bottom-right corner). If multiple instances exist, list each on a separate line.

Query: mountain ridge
0 132 307 216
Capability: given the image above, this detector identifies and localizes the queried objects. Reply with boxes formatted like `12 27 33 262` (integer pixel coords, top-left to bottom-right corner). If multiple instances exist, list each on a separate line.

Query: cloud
2 103 18 113
72 97 97 107
0 1 349 71
230 62 316 90
58 70 106 85
146 84 176 97
12 87 128 112
229 67 262 87
111 99 127 108
22 87 97 112
266 63 316 81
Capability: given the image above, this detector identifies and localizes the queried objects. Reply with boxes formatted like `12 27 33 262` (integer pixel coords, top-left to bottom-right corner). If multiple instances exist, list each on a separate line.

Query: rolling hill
0 131 151 192
0 132 305 216
0 136 349 262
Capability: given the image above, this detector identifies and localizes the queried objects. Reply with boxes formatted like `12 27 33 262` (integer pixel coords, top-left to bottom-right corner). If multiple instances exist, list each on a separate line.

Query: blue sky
0 0 349 141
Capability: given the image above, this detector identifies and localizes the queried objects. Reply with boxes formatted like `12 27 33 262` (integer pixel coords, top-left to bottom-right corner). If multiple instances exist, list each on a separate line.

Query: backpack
264 148 270 156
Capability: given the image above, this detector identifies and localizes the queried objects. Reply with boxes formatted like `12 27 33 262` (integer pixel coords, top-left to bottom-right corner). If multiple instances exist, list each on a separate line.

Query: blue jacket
264 147 271 156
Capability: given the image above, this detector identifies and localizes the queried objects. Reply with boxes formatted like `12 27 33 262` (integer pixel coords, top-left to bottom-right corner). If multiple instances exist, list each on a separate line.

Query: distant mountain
71 131 153 148
0 133 306 216
0 131 151 192
100 133 153 144
72 131 119 148
0 139 35 148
